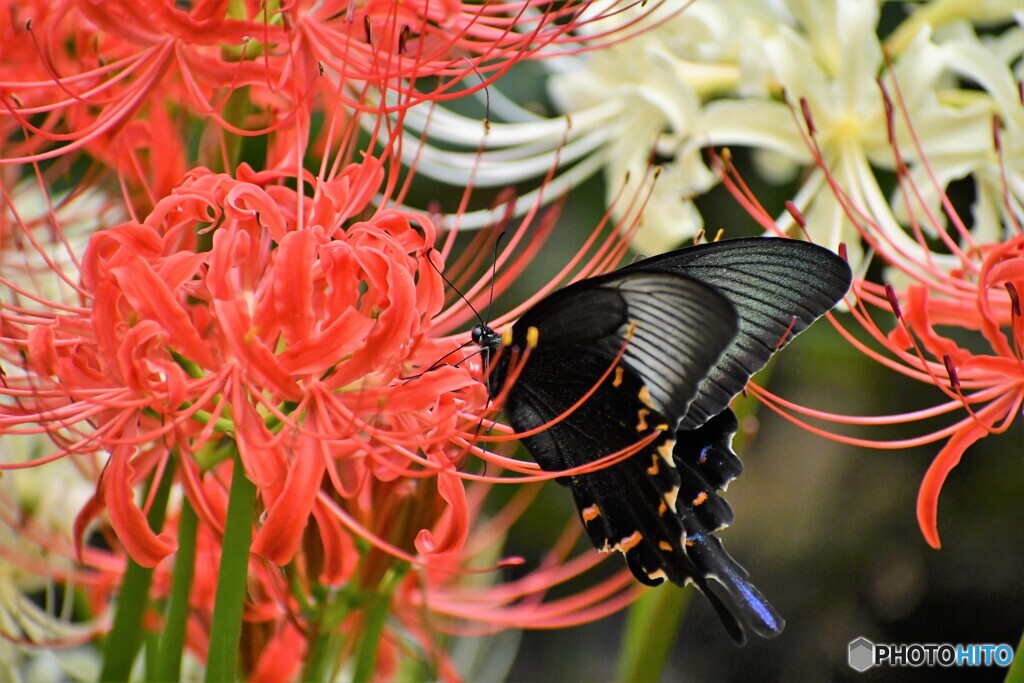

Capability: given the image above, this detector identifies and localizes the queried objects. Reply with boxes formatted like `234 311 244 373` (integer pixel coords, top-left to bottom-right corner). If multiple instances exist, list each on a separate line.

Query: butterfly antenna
483 230 505 326
426 248 484 327
404 339 475 382
405 250 487 382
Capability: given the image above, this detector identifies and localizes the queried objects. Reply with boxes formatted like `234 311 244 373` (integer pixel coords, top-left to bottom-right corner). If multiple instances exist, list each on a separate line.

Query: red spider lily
2 155 485 568
1 128 669 676
725 81 1024 550
0 2 693 678
1 0 667 171
1 157 492 675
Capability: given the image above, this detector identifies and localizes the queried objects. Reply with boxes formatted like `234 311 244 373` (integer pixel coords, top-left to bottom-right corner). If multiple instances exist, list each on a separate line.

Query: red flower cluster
1 0 643 169
737 83 1024 549
2 3 674 677
5 155 496 566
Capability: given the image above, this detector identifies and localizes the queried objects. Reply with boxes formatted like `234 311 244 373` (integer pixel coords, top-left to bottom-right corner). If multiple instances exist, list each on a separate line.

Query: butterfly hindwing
509 351 718 593
674 408 784 642
674 408 743 532
565 405 785 644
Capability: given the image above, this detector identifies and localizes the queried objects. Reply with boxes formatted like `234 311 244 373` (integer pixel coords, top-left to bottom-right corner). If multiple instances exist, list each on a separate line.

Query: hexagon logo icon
848 637 875 672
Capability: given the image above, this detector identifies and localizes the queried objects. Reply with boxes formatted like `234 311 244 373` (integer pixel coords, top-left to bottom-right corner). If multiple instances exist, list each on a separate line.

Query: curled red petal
916 420 988 550
224 182 290 241
213 298 302 401
232 382 288 489
105 446 178 568
414 466 468 556
276 308 375 375
80 222 164 290
251 437 326 565
26 324 58 376
110 258 218 368
73 488 109 564
273 229 317 346
311 498 357 585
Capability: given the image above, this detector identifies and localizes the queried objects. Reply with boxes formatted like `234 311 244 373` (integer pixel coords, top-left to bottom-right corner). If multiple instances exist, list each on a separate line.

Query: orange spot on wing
646 455 659 476
582 504 601 524
657 439 675 464
692 491 709 506
658 541 673 552
613 366 624 388
620 531 643 552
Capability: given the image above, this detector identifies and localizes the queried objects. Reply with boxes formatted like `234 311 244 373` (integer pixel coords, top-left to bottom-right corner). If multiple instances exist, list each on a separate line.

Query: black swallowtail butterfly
472 237 852 643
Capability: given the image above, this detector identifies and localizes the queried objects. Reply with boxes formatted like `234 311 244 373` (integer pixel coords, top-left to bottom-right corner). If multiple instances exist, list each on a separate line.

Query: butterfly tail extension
685 531 785 642
671 408 783 641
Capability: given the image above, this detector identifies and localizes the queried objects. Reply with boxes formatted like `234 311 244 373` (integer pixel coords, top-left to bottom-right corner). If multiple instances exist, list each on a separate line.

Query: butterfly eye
470 326 485 344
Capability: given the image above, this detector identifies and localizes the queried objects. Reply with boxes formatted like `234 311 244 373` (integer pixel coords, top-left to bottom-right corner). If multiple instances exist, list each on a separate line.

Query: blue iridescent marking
716 550 779 631
692 535 780 633
697 444 711 465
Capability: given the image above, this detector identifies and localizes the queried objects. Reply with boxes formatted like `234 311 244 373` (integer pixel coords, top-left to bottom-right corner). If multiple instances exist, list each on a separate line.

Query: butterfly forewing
622 238 852 429
505 270 741 421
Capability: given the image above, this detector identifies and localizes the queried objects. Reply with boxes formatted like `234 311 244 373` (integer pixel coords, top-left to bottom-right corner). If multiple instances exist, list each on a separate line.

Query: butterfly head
471 324 507 399
471 324 502 352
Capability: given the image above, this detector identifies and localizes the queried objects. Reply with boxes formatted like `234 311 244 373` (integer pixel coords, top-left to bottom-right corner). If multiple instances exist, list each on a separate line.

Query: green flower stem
185 407 237 436
301 619 338 683
1005 629 1024 683
352 569 406 683
300 583 359 682
99 461 175 682
615 587 692 683
144 631 160 678
205 451 257 683
153 495 199 682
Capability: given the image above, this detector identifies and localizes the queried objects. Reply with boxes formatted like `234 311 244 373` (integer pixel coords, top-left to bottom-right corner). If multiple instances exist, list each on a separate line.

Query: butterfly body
475 237 851 643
